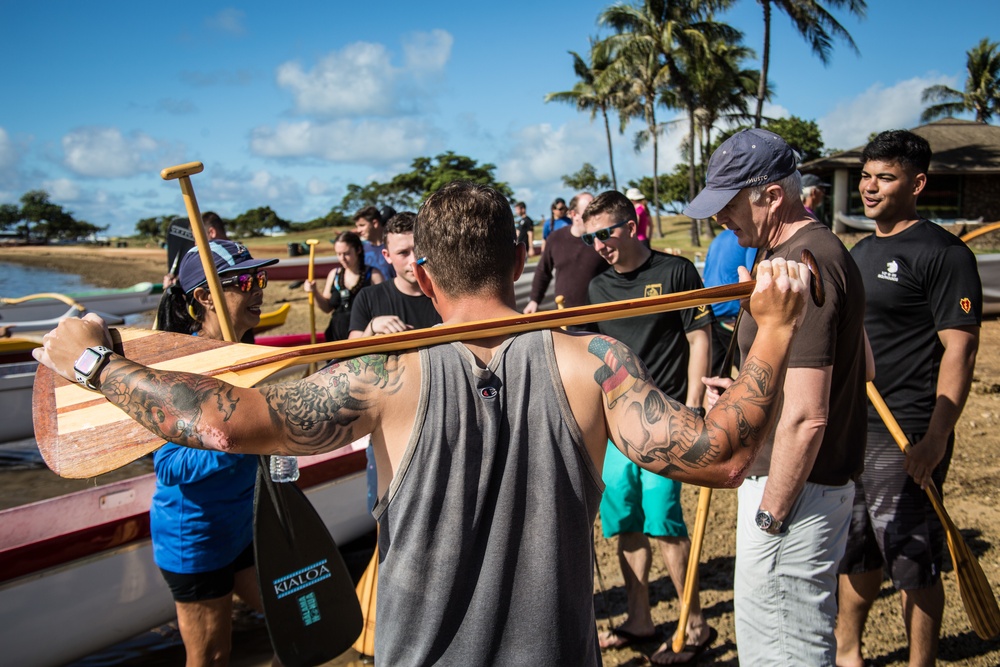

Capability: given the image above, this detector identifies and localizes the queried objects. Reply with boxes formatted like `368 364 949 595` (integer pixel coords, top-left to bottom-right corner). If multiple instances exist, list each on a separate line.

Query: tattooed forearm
102 359 240 450
600 338 779 485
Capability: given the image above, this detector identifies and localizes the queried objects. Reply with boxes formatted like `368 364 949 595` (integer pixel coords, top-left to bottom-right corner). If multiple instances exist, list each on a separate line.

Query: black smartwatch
73 346 114 391
755 508 783 535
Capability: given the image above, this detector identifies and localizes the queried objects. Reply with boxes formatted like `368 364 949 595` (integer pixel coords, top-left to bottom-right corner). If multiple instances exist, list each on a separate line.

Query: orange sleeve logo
960 297 971 314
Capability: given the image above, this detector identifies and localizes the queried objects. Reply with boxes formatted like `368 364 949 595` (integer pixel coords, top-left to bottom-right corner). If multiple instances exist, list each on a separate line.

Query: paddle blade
32 328 261 478
166 217 194 272
353 550 378 657
254 466 364 666
928 485 1000 639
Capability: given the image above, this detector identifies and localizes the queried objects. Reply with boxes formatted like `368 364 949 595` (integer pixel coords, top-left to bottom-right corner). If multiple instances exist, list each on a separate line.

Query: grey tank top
373 330 605 666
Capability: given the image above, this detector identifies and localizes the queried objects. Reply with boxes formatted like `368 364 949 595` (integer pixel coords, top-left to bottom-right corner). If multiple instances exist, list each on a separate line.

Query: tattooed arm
33 314 406 456
95 353 402 456
564 257 808 488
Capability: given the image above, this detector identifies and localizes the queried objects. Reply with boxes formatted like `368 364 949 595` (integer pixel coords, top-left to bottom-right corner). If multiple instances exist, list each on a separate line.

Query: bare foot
598 627 657 650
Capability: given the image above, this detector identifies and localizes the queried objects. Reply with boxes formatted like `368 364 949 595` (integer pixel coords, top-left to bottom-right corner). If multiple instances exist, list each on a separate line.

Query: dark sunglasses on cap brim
581 220 629 246
220 269 268 292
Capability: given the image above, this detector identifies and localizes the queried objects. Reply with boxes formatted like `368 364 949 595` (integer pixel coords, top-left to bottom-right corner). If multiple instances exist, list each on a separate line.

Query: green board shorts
600 442 688 539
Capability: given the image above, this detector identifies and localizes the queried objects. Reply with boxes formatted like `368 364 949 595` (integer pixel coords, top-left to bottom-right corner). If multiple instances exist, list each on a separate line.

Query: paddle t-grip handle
798 249 824 307
160 161 205 180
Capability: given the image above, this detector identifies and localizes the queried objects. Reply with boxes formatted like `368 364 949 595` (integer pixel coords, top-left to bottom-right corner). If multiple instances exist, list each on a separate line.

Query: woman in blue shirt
151 240 281 667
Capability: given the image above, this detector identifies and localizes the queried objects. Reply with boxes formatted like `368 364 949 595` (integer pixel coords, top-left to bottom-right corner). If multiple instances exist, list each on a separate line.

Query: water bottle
269 455 300 483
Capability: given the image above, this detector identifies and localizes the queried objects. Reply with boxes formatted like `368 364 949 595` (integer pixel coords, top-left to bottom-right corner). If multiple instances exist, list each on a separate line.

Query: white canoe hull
0 441 373 667
1 362 36 443
0 282 159 323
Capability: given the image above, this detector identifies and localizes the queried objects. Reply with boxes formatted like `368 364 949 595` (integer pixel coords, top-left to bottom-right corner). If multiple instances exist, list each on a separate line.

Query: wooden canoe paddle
33 252 822 479
866 382 1000 640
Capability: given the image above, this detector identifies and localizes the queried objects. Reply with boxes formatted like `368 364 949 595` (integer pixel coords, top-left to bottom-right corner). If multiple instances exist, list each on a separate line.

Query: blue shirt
363 241 394 279
702 230 756 319
150 444 258 573
542 216 571 240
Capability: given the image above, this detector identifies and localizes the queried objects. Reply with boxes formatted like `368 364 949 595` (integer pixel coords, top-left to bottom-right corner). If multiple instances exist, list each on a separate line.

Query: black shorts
839 430 952 590
159 541 256 603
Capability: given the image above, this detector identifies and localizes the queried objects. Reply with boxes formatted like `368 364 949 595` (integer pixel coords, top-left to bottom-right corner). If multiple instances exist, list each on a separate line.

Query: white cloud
402 29 453 74
205 8 246 36
819 74 957 151
61 127 164 178
0 127 16 170
275 31 452 117
307 178 329 196
249 118 440 164
41 178 80 201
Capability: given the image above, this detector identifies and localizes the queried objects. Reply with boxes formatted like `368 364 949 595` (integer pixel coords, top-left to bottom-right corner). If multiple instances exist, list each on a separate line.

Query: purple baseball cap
180 240 279 294
684 129 798 219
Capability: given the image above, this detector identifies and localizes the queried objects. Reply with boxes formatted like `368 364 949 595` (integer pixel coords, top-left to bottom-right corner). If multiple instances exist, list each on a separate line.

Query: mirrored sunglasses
220 269 268 292
581 220 629 246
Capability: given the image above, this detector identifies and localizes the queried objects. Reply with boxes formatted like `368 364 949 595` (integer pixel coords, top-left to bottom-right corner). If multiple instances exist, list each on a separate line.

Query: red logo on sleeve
960 297 972 314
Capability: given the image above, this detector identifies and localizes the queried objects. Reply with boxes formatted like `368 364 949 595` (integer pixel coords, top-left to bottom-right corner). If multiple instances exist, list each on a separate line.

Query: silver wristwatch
755 508 783 535
73 346 114 390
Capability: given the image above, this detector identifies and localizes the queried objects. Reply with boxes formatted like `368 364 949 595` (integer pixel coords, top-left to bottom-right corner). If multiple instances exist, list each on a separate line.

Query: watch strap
73 346 114 391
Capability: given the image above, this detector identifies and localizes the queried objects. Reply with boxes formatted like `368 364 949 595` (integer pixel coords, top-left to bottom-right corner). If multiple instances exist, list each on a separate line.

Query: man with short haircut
349 212 443 511
524 192 606 324
836 130 982 667
687 128 869 666
36 181 813 666
800 173 830 222
584 190 715 664
513 201 536 256
353 205 394 279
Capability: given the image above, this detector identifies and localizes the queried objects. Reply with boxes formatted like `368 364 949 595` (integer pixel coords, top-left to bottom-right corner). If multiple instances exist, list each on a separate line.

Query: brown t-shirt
738 221 867 485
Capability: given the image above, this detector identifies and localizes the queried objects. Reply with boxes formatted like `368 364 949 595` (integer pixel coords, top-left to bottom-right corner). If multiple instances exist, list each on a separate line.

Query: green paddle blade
253 461 364 666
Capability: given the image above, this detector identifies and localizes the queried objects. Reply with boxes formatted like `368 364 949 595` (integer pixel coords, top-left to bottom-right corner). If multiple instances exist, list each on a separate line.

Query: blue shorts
600 442 687 539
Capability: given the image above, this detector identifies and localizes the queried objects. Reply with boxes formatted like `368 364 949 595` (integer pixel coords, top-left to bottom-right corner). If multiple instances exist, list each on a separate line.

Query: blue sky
1 1 997 236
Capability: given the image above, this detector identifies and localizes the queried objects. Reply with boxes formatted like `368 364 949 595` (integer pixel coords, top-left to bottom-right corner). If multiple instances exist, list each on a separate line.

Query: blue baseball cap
684 129 798 219
180 240 279 294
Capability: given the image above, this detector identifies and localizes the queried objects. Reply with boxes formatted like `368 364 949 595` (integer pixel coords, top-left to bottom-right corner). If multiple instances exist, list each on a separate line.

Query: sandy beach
5 243 1000 665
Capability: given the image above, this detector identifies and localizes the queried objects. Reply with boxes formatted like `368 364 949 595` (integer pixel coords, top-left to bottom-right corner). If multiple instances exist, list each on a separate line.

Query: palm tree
545 38 625 190
599 0 734 238
922 38 1000 124
752 0 867 128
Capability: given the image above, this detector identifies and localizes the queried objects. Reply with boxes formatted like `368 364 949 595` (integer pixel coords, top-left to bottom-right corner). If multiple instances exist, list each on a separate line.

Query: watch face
755 511 771 531
75 349 101 374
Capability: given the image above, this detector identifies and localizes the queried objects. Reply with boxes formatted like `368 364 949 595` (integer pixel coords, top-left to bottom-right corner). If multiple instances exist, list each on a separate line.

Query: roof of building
802 118 1000 174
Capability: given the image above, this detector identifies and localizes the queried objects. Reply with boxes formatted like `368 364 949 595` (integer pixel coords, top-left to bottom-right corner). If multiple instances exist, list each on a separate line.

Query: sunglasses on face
581 220 629 246
220 269 268 292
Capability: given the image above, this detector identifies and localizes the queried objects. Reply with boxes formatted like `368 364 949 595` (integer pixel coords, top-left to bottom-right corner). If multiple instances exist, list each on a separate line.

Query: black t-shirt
349 279 442 334
738 221 868 485
851 220 982 431
516 215 534 248
588 252 712 400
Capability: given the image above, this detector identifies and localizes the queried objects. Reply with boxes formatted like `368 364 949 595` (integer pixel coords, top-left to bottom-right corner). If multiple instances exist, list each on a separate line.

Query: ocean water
0 261 102 298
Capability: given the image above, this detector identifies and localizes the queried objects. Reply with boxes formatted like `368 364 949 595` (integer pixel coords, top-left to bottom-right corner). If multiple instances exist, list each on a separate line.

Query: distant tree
765 116 824 161
628 166 690 213
546 38 626 189
0 203 21 232
922 38 1000 124
231 207 291 238
752 0 867 128
338 152 513 215
134 215 175 239
562 163 613 192
18 190 102 242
